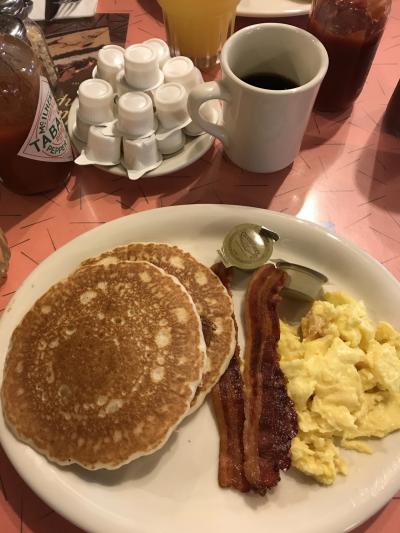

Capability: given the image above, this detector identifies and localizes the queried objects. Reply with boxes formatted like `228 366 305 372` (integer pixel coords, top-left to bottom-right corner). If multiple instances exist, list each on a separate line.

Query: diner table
1 0 400 531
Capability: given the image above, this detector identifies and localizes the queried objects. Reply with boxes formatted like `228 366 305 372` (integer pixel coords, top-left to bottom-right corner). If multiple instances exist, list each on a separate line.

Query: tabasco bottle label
18 76 73 162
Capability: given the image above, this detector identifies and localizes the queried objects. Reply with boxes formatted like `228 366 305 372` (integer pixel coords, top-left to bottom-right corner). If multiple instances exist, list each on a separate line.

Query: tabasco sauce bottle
0 17 73 195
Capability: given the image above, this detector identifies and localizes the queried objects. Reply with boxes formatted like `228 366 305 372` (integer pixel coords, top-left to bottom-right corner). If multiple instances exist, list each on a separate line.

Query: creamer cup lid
103 44 125 53
218 223 279 270
276 261 328 301
125 44 157 70
163 56 194 78
78 79 114 106
144 38 170 66
118 91 153 116
98 47 124 69
162 56 201 91
154 82 186 106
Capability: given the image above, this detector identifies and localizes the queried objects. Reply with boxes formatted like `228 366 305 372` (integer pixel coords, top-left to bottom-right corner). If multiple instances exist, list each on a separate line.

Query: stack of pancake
1 243 235 470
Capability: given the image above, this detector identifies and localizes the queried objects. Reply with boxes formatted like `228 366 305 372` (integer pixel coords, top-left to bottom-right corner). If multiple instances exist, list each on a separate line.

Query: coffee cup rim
220 23 329 95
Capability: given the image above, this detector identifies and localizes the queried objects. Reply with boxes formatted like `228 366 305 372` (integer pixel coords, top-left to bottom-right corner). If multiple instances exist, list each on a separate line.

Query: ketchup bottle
308 0 391 113
383 79 400 137
0 20 73 195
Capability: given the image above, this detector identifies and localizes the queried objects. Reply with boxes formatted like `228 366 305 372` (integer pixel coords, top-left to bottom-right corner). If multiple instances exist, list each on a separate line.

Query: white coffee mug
188 23 328 173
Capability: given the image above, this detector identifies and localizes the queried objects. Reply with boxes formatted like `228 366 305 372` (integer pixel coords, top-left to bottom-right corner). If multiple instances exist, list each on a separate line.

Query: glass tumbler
157 0 240 70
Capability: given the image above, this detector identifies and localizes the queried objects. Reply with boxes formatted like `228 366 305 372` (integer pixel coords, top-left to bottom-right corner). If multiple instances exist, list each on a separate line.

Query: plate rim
237 0 311 17
1 204 400 533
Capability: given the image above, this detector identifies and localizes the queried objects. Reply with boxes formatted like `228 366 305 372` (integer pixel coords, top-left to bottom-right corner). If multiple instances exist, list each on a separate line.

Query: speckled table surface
1 0 400 531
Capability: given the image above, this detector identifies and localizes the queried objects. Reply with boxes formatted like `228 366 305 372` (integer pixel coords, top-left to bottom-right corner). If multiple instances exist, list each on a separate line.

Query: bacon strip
211 263 250 492
242 264 298 495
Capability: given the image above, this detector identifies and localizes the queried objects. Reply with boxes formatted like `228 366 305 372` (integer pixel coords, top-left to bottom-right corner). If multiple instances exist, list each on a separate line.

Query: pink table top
1 0 400 531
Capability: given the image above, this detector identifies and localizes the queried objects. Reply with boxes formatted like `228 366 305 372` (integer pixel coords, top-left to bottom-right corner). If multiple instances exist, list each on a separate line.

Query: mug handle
188 81 231 147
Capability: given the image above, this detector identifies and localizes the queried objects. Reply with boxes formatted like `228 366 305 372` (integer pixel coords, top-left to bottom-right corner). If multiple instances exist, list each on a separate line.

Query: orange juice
158 0 239 69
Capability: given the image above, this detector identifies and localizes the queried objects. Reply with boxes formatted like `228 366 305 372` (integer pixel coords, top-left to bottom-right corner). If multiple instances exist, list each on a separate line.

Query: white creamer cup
77 79 115 125
115 71 162 106
86 126 121 165
97 45 125 91
124 44 163 90
123 135 161 169
74 112 92 143
117 91 155 138
103 44 125 53
153 82 190 130
122 135 162 179
144 38 170 67
156 127 185 155
162 56 203 92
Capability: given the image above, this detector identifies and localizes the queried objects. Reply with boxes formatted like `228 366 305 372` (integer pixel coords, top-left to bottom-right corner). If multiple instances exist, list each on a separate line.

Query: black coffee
241 72 298 90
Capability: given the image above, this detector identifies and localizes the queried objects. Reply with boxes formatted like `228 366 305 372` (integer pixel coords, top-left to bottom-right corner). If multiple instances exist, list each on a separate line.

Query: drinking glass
157 0 240 70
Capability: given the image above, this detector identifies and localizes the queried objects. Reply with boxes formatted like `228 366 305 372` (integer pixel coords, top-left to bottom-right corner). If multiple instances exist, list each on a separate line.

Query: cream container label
18 76 73 162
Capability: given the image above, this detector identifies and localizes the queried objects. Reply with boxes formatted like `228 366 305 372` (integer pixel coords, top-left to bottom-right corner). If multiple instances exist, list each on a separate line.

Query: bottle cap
0 13 27 41
0 0 30 18
153 82 189 129
276 261 328 301
218 223 279 270
117 91 155 137
162 56 203 92
124 44 163 90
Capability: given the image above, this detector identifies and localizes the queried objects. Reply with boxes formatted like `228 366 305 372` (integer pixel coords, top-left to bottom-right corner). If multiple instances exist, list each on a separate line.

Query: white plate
1 205 400 533
237 0 311 18
67 99 216 178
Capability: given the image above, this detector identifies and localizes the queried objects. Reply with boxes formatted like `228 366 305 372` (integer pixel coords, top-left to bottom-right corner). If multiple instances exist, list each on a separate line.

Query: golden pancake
1 260 206 469
80 243 236 411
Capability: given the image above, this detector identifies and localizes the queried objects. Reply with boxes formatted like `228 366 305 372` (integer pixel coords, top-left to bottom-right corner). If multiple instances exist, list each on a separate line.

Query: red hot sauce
308 0 391 113
0 33 73 195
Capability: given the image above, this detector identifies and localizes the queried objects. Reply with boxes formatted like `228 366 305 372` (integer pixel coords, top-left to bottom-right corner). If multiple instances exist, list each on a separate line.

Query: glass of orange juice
157 0 240 70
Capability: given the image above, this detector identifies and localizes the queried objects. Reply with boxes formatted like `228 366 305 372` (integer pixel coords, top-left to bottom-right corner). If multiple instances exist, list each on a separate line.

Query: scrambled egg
278 291 400 485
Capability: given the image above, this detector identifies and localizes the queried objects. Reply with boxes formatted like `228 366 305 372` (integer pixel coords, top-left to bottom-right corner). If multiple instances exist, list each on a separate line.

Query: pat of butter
218 223 279 270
